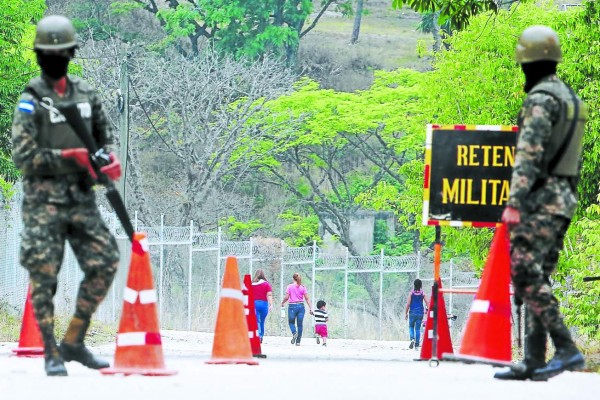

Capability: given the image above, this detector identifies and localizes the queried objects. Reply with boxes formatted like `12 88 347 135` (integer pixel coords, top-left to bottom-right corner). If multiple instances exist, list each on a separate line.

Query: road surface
1 331 597 399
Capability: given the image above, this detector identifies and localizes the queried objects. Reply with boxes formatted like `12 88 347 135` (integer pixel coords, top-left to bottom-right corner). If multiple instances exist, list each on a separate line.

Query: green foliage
561 204 600 340
392 0 501 30
0 0 45 175
121 0 316 59
219 216 265 240
279 210 321 247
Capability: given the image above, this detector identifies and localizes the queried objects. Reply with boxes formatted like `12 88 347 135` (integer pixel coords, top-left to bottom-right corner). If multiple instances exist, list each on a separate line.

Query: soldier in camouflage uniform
12 15 122 376
495 26 586 381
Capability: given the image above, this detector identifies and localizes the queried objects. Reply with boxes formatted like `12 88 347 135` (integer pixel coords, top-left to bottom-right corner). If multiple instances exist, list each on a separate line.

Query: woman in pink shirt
252 269 273 343
281 273 313 346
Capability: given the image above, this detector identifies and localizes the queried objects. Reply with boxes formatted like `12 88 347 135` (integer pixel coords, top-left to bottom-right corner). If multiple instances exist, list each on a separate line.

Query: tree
112 0 336 63
392 0 505 30
0 0 45 180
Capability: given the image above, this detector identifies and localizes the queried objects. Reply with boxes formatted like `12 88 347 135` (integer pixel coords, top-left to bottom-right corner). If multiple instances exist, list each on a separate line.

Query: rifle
56 102 134 242
583 276 600 282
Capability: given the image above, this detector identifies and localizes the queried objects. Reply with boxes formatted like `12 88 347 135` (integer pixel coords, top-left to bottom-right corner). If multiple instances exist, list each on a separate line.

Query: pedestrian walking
12 15 122 376
314 300 329 346
495 25 586 381
281 273 313 346
251 269 273 343
405 279 428 350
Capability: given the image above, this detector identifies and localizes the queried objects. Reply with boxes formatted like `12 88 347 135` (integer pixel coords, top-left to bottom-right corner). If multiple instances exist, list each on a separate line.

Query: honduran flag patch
18 100 35 113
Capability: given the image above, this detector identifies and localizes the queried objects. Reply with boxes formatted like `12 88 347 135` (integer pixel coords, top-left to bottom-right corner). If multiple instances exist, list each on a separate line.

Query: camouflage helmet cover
34 15 78 51
516 25 562 64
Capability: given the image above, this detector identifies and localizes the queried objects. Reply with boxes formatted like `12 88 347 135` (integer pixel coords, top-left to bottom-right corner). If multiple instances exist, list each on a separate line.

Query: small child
314 300 329 346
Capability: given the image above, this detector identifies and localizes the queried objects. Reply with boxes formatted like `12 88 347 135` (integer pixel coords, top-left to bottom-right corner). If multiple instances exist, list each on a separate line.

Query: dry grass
299 3 432 91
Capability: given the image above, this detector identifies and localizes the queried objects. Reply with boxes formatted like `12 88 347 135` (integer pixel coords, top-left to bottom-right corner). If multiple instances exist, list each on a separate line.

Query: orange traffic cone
419 279 454 360
101 233 177 376
12 285 44 357
206 257 258 365
242 274 266 358
443 224 512 365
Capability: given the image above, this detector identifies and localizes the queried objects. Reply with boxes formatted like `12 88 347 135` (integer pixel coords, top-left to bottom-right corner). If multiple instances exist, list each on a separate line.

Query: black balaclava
36 51 73 80
521 61 558 93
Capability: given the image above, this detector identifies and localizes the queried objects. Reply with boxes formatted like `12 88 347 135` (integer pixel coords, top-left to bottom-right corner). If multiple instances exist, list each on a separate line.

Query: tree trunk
432 10 441 53
351 0 364 44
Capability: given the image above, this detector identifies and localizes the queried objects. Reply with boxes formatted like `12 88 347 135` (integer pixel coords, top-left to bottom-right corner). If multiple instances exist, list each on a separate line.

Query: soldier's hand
100 152 121 181
501 206 521 226
61 148 97 179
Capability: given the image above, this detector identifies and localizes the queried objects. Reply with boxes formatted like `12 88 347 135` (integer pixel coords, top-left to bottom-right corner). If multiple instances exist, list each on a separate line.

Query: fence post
159 214 164 327
344 247 349 339
280 240 285 336
379 248 384 340
216 227 222 314
187 219 193 330
311 240 316 317
249 237 253 277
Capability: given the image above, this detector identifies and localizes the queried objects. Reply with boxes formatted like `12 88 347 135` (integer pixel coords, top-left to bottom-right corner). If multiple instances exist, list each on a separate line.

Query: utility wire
129 79 182 159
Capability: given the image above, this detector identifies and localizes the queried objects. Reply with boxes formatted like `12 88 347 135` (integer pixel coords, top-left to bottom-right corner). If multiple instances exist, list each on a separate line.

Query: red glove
501 206 521 227
61 148 97 180
100 152 121 181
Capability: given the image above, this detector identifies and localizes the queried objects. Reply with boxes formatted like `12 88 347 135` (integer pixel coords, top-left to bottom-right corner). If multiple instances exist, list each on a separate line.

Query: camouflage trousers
20 200 119 337
509 211 570 335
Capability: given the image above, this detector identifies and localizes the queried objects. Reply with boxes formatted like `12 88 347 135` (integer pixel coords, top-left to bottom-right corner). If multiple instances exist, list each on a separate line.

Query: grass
1 302 116 346
299 3 432 91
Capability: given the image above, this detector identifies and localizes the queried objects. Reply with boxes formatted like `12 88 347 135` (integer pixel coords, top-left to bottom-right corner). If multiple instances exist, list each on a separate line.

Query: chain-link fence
1 185 480 342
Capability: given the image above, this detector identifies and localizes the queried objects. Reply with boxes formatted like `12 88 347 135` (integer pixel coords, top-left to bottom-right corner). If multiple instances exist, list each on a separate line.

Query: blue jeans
254 300 269 339
288 303 305 343
408 313 424 345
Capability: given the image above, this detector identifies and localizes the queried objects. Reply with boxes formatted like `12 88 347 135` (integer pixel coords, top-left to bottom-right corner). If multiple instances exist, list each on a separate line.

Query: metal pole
430 225 442 367
159 214 164 326
216 227 222 314
249 237 253 277
379 247 384 340
449 258 454 327
344 246 349 339
187 220 193 330
311 240 316 314
280 240 285 336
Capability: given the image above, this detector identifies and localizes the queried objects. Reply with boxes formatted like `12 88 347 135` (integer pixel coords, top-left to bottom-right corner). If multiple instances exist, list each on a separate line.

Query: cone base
206 358 259 365
442 353 515 368
100 367 178 376
11 347 44 357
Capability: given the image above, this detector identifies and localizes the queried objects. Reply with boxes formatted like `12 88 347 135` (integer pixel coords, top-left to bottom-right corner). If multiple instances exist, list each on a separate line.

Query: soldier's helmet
34 15 78 51
516 25 562 64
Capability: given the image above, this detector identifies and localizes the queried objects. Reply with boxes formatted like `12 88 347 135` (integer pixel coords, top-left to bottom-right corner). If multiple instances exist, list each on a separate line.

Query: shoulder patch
18 100 35 114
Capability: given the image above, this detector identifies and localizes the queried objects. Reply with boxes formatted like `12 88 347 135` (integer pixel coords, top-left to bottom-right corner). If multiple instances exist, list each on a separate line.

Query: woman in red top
252 269 273 343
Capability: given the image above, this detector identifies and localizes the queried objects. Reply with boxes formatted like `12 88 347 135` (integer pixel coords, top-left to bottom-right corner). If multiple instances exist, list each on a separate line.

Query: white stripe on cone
123 288 157 304
117 332 147 346
470 299 490 313
220 288 244 302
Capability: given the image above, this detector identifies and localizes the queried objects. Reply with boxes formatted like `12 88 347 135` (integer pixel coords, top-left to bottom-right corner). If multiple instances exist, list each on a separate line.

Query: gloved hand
100 152 121 181
61 148 97 179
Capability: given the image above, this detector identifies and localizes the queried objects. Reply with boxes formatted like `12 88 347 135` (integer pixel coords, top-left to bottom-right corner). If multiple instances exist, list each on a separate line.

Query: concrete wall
320 210 395 256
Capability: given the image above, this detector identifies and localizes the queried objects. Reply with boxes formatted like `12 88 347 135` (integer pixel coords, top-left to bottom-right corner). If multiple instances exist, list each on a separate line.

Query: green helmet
516 25 562 64
34 15 78 51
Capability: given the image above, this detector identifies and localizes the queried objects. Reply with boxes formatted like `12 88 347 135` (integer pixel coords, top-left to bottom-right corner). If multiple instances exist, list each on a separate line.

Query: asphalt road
1 331 597 400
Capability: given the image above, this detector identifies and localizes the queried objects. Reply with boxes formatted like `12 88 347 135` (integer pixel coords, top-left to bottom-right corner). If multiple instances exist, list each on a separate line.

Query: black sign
423 125 517 227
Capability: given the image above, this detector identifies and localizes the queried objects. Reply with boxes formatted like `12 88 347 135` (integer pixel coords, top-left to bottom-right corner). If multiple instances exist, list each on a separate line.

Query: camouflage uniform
12 74 120 357
507 74 586 358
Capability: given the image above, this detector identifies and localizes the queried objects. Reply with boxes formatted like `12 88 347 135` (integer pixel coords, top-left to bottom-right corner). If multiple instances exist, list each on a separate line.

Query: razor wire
1 185 480 342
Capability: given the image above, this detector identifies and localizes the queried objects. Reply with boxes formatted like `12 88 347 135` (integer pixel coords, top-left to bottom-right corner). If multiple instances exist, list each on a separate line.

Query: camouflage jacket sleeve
11 93 63 173
90 90 115 152
507 92 561 210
